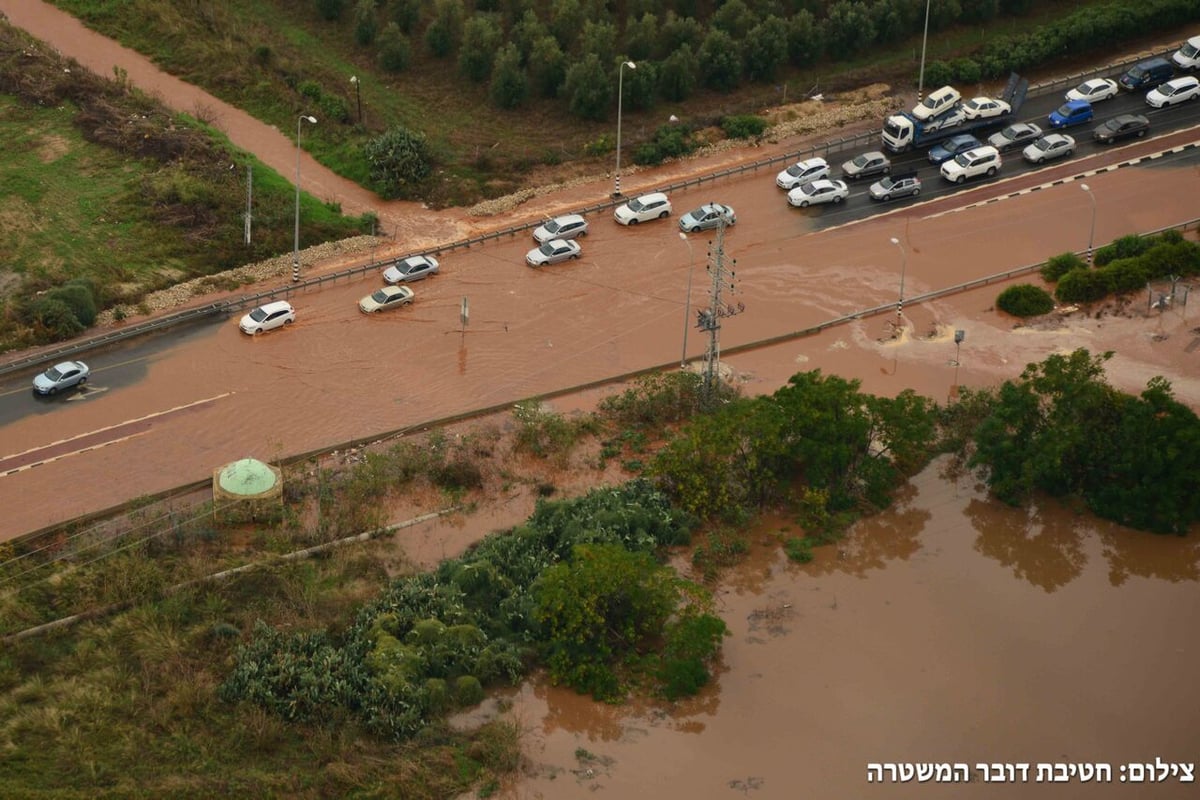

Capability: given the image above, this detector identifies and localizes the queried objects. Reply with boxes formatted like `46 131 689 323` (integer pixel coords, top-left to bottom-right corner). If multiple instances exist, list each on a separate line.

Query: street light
1080 182 1097 264
679 232 695 368
889 236 907 329
614 60 636 198
349 75 363 125
293 114 317 283
917 0 931 102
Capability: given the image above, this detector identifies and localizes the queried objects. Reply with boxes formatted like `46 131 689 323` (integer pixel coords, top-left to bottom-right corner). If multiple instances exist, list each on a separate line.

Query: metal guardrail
0 41 1186 379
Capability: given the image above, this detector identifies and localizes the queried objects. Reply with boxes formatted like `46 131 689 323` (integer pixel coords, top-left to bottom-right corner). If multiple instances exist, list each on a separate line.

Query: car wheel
48 386 58 396
956 175 965 184
912 188 920 197
285 318 294 325
78 377 87 387
986 167 996 176
833 195 843 204
629 218 639 225
882 165 891 174
880 194 891 201
799 200 810 208
1137 130 1146 137
1037 156 1045 164
658 211 669 219
572 253 580 259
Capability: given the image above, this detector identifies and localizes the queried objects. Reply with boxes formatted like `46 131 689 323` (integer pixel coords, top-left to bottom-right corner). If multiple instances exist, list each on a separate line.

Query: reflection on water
503 459 1200 799
968 497 1087 593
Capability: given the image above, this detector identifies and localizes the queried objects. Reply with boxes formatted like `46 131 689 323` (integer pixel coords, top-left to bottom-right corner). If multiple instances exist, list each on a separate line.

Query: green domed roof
218 458 278 496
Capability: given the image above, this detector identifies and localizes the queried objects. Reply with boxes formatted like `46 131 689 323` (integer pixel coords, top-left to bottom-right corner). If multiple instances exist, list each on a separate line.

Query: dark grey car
1092 114 1149 144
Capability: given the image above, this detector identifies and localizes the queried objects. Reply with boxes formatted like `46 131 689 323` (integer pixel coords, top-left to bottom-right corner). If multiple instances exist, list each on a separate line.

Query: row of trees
312 0 1052 117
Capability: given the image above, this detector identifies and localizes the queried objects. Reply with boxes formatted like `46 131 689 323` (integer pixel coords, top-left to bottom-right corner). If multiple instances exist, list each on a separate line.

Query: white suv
940 146 1001 184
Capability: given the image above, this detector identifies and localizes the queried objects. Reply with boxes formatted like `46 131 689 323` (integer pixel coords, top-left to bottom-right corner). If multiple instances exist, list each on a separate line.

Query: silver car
988 122 1042 152
841 151 891 180
1022 134 1075 164
533 214 588 243
526 238 582 266
32 360 90 395
359 285 415 313
678 203 736 232
383 255 439 284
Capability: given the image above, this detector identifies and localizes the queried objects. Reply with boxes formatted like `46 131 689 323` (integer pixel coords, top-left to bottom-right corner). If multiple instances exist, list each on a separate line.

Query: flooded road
483 459 1200 799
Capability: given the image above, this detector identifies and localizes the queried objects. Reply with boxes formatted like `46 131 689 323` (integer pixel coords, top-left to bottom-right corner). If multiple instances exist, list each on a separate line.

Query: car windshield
249 307 269 322
627 198 647 212
1183 42 1199 58
539 243 557 255
543 219 562 233
920 95 942 110
786 164 808 177
371 289 389 302
1000 126 1019 139
45 366 65 380
852 155 871 167
953 152 972 166
879 177 897 189
1128 66 1147 79
1055 103 1073 116
399 260 421 274
1034 139 1052 151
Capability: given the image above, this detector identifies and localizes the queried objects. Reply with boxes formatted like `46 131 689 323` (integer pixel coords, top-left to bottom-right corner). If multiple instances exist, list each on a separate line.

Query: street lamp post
917 0 931 102
1080 182 1097 264
890 236 907 329
350 76 363 125
679 232 695 368
614 60 635 198
293 114 317 283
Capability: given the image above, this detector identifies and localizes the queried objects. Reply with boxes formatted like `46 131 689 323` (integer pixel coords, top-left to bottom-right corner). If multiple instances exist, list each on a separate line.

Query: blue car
1048 99 1093 129
928 134 981 165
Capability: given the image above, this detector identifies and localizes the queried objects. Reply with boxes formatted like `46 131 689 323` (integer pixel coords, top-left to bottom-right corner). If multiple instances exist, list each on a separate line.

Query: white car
526 238 582 266
32 360 90 395
787 179 848 207
1022 133 1075 164
939 145 1001 183
359 285 414 313
1173 35 1200 71
775 157 829 190
1145 76 1200 108
911 85 961 121
239 300 295 335
383 255 439 284
961 97 1011 120
1066 78 1119 104
613 192 672 225
533 214 588 243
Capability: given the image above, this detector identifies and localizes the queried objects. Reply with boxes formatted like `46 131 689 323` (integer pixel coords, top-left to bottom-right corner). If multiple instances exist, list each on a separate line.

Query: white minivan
1173 36 1200 71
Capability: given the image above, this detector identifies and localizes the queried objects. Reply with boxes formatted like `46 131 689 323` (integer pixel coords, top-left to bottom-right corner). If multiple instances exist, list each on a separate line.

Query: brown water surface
471 460 1200 799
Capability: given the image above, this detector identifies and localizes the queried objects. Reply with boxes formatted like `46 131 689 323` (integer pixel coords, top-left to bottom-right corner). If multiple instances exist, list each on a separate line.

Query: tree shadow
966 497 1087 593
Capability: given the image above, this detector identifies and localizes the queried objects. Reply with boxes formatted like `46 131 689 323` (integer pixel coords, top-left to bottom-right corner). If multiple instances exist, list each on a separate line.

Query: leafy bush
314 0 345 21
363 126 433 198
1097 258 1149 295
319 94 350 124
632 123 696 166
783 536 814 563
721 114 768 140
1094 233 1150 266
1054 267 1107 304
996 283 1054 317
952 57 982 85
922 60 954 88
1041 252 1086 282
658 610 727 699
377 23 413 72
353 0 379 45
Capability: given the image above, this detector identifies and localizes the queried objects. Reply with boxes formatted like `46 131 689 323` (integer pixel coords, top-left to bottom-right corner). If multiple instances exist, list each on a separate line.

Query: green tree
786 9 822 67
314 0 345 21
388 0 423 33
624 59 658 111
711 0 755 38
824 0 876 57
511 9 548 61
353 0 379 45
658 44 699 102
424 0 464 57
563 53 611 121
548 0 585 51
578 20 617 62
459 14 504 82
377 22 413 72
489 43 529 108
533 544 680 700
743 16 788 82
625 12 660 61
659 11 704 53
363 126 434 198
528 35 567 97
698 29 742 92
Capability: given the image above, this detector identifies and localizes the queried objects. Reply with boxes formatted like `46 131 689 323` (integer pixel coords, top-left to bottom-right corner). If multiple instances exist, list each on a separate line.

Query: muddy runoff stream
436 458 1200 800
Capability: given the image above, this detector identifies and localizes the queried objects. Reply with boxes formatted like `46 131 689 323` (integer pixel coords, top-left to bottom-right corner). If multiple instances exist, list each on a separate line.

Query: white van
1173 36 1200 71
940 146 1001 183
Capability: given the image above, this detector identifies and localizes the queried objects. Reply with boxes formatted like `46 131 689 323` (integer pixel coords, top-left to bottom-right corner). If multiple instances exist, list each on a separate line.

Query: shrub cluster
1045 231 1200 305
221 479 714 738
996 283 1055 318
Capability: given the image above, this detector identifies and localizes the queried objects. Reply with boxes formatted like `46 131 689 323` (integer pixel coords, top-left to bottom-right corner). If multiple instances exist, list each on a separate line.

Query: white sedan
613 192 672 225
359 285 414 313
383 254 439 284
1146 76 1200 108
1022 133 1075 164
1066 78 1119 104
526 238 582 266
961 97 1011 120
787 179 848 208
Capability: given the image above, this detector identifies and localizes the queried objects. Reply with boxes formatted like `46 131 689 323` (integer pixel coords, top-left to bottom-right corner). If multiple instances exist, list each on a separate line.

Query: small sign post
460 297 469 340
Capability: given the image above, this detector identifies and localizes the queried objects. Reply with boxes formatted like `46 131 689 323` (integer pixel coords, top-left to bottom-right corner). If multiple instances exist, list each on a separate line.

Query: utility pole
244 163 252 245
695 221 743 404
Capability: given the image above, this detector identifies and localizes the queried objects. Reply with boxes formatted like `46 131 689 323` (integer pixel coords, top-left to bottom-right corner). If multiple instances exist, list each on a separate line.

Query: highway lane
0 120 1197 538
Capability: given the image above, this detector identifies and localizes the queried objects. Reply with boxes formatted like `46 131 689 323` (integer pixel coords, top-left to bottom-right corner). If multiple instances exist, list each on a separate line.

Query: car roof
636 192 668 202
1165 76 1200 87
796 157 828 167
1063 99 1091 109
257 300 293 312
1111 114 1146 124
551 213 585 224
52 360 84 370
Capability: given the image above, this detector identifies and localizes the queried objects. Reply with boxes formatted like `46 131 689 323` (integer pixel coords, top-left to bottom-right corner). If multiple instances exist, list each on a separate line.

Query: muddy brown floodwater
452 459 1199 800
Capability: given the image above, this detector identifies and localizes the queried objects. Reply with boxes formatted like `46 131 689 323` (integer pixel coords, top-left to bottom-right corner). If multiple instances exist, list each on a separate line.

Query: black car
1092 114 1150 144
